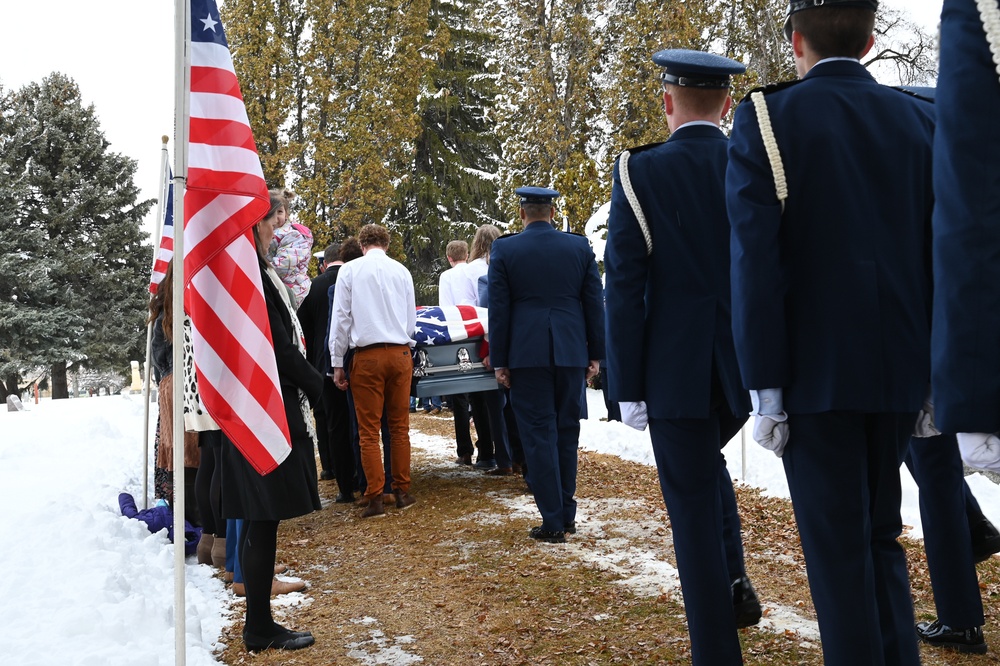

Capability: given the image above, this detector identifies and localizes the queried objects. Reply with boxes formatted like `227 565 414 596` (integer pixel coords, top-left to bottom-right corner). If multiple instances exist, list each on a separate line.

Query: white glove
620 401 648 431
957 432 1000 472
753 412 789 457
913 392 940 438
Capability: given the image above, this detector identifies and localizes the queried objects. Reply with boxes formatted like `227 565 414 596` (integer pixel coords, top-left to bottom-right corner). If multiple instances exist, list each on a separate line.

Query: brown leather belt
354 342 409 353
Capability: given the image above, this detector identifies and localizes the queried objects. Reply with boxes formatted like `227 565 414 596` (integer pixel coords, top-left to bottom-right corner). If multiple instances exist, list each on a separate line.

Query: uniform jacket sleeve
726 99 792 390
487 243 511 368
580 239 606 362
604 157 650 401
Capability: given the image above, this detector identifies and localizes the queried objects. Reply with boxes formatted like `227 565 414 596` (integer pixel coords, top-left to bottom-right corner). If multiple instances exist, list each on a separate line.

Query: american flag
149 166 174 295
183 0 291 474
414 306 488 347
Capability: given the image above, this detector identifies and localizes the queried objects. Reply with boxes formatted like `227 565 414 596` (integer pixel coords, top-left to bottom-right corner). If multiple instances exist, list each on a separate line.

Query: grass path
216 412 1000 665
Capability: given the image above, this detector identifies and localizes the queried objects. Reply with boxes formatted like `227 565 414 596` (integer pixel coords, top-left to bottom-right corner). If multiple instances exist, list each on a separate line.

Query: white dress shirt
462 258 488 307
328 248 416 368
438 261 471 307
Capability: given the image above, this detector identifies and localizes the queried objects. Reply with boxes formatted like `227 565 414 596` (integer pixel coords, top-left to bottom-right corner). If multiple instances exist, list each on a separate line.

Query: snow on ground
2 389 999 664
0 394 227 666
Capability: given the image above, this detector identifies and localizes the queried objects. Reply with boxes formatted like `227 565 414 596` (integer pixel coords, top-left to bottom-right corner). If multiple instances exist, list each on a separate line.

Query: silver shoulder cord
619 150 654 255
750 91 788 213
977 0 1000 81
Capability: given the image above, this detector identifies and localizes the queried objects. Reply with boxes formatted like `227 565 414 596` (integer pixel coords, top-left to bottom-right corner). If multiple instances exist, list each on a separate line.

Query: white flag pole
142 137 170 511
173 0 191 663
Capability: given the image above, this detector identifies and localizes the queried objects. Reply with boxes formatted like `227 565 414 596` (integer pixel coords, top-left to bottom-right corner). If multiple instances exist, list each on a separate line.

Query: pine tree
292 0 431 255
1 74 152 399
222 0 299 187
489 0 608 234
389 0 505 304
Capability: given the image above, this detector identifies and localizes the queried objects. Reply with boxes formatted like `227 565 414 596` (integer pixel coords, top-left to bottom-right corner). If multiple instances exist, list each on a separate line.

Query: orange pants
349 344 412 498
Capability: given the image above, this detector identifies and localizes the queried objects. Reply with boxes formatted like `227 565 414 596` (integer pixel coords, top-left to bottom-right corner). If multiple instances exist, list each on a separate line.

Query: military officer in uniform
727 2 933 664
488 187 604 543
604 49 759 665
932 0 1000 473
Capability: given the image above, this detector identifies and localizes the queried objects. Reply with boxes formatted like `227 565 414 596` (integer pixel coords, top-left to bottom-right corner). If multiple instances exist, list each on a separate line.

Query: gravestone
6 395 24 412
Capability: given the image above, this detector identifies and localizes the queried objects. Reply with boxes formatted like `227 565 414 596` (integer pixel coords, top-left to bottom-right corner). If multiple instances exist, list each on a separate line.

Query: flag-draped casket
411 306 499 397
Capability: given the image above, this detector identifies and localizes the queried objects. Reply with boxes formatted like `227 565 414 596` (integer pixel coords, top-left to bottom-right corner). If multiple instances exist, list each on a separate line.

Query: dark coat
931 0 1000 433
297 264 341 374
605 125 751 420
727 60 935 414
487 222 605 369
221 259 324 522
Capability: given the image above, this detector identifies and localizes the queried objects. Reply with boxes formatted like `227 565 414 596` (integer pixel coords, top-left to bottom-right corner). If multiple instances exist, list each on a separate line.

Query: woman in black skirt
221 194 324 652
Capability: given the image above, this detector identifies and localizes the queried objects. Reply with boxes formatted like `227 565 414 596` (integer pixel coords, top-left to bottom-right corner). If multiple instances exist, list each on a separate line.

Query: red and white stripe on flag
149 168 174 295
183 0 290 475
445 305 488 339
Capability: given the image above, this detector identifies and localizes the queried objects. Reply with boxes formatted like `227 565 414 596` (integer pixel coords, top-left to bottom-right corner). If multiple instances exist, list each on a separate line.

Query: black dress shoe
474 458 497 469
456 455 473 466
529 526 566 543
971 517 1000 563
731 576 762 628
319 470 335 481
916 619 987 654
244 628 315 652
334 492 354 503
564 522 577 534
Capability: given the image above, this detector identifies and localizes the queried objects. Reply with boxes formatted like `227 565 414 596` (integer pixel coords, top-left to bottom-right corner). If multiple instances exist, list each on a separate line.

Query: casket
412 338 499 398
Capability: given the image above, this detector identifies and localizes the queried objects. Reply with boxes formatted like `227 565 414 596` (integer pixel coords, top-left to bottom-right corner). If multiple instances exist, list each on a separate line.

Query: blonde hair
470 224 502 262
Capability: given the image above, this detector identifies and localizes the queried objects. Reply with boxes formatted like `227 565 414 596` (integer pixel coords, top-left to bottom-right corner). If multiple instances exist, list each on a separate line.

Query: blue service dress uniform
727 59 934 666
488 221 605 534
931 0 1000 434
605 124 753 665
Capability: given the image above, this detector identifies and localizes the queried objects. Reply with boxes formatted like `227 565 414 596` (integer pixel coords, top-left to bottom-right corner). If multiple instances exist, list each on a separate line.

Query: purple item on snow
118 492 202 557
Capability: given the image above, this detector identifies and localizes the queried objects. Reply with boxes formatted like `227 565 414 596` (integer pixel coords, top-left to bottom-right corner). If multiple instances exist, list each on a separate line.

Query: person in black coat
297 243 356 502
221 194 324 652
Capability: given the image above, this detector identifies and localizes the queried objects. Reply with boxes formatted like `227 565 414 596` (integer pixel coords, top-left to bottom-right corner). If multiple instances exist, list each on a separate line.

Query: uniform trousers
509 366 584 531
349 345 412 499
649 411 745 666
783 412 919 666
448 393 475 458
905 434 983 627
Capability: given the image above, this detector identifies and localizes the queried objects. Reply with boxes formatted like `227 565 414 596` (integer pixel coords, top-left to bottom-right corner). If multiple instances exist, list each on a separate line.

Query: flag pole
173 0 191 663
143 137 171 511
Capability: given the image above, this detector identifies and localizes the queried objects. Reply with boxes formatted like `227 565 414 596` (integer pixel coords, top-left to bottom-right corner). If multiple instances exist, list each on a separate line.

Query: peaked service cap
652 49 746 89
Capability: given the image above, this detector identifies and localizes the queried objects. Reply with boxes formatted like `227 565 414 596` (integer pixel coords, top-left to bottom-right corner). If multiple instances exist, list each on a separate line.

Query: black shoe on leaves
529 526 566 543
731 576 762 628
916 620 987 654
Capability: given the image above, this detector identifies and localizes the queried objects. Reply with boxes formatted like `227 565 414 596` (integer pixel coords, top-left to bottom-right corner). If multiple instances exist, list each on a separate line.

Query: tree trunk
50 363 69 400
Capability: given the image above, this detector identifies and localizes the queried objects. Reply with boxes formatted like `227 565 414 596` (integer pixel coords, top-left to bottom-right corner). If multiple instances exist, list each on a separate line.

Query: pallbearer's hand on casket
957 432 1000 472
587 360 600 380
620 401 648 431
495 367 510 388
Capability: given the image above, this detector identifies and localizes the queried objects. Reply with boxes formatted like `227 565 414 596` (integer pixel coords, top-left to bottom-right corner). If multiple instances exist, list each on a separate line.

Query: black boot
732 576 762 628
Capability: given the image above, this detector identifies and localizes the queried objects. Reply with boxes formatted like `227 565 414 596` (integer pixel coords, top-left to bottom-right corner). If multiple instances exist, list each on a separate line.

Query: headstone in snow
6 395 24 412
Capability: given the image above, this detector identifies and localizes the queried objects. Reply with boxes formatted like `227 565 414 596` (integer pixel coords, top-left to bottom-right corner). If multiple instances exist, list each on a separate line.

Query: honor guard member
932 0 1000 473
899 84 990 655
488 187 605 543
726 2 934 664
604 49 759 666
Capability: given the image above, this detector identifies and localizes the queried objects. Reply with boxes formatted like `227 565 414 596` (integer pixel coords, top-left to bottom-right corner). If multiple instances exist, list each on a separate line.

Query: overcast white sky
0 0 943 250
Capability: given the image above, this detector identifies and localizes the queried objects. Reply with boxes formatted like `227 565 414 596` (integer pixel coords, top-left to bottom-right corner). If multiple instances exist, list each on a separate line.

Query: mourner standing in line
931 0 1000 473
437 240 480 465
726 2 934 664
298 243 356 503
487 187 604 543
604 49 760 666
329 224 417 518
